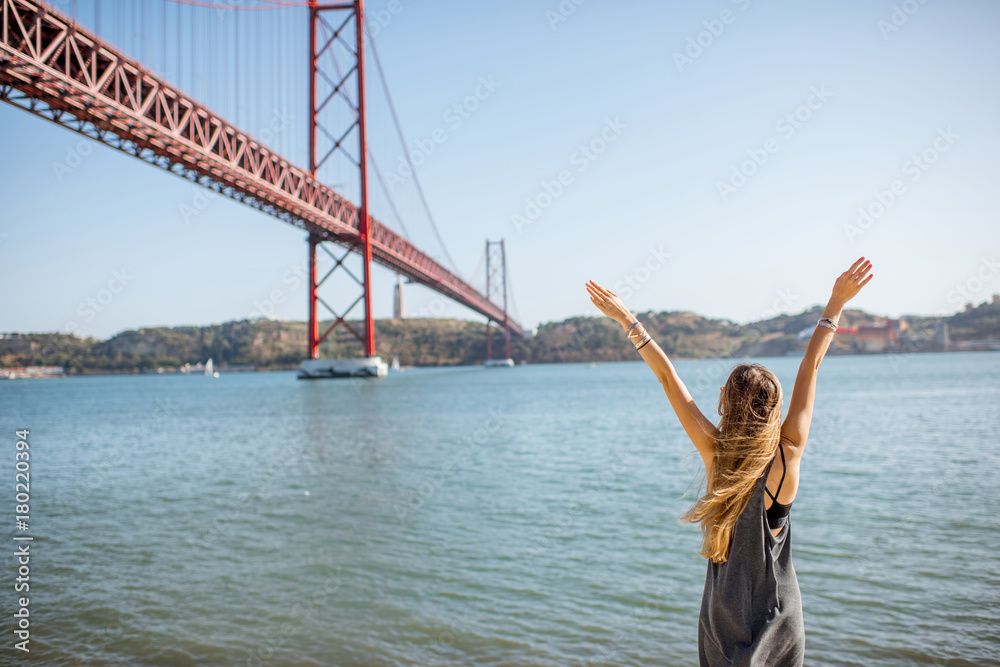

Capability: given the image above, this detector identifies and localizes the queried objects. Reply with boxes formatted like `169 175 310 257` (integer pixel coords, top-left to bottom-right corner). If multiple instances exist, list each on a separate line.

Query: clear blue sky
2 0 999 338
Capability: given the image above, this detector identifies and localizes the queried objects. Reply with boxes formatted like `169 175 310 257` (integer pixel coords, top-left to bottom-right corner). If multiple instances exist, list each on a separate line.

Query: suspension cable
506 269 522 324
368 152 412 240
363 19 460 275
467 248 486 294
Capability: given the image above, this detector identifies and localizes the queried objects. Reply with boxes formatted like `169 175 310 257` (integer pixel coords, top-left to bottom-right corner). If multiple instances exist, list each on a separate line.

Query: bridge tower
301 0 386 378
484 239 513 366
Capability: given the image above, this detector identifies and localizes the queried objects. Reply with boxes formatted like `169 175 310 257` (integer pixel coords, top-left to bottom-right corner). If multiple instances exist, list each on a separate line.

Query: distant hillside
0 318 491 374
944 301 1000 340
520 311 745 363
2 301 998 375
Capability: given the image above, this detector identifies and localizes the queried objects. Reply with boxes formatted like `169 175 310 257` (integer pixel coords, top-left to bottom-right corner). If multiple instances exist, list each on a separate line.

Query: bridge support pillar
484 239 514 368
299 0 384 379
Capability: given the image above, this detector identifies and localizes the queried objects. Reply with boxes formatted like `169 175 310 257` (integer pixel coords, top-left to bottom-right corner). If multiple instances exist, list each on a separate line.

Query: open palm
586 280 631 324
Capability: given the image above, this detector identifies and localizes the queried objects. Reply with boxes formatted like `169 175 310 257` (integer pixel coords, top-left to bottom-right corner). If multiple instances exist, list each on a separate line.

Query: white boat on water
390 356 401 371
483 358 515 367
205 358 220 378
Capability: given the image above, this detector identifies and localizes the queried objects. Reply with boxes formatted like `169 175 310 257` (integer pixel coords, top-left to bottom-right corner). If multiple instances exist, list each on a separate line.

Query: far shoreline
4 349 997 380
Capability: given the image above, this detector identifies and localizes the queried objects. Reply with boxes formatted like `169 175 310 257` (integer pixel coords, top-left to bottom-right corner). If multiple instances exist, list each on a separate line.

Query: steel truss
0 0 523 357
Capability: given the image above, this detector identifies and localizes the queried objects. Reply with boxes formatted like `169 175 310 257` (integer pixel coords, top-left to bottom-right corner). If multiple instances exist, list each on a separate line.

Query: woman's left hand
586 280 633 325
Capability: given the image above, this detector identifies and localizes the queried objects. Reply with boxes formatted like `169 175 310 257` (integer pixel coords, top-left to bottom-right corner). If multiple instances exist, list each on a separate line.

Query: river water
2 352 998 666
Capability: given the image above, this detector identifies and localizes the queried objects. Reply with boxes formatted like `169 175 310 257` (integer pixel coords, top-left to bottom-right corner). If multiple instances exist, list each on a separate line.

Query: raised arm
586 281 718 465
781 257 874 453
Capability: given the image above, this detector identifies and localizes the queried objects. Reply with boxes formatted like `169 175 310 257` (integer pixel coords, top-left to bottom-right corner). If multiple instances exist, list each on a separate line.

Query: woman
586 257 874 666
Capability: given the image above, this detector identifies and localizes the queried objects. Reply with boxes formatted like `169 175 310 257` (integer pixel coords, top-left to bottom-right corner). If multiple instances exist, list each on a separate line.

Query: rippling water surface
2 352 999 666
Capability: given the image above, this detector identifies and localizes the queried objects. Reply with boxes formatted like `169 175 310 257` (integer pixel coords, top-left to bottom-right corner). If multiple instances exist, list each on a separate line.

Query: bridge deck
0 0 522 336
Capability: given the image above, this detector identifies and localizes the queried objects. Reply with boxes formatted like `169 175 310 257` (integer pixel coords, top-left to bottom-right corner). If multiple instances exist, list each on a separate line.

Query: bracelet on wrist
626 321 651 349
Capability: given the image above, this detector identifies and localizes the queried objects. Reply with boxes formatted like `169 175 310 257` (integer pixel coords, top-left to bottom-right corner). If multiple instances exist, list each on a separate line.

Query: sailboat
390 356 401 372
205 358 219 378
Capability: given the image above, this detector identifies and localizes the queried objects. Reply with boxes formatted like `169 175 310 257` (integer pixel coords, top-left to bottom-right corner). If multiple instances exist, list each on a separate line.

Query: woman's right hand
830 256 874 306
586 280 634 326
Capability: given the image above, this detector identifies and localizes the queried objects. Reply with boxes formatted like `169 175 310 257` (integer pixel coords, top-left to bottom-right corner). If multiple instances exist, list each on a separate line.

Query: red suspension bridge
0 0 521 376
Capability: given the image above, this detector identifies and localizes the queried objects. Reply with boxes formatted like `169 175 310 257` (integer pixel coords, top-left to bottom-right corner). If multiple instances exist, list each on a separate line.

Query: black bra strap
764 442 787 503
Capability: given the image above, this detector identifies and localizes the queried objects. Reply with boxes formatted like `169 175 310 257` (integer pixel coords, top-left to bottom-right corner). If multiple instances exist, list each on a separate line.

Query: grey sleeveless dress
697 457 806 666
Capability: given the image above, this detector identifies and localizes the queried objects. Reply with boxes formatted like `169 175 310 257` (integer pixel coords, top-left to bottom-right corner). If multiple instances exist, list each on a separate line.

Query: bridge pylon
484 239 514 367
300 0 385 379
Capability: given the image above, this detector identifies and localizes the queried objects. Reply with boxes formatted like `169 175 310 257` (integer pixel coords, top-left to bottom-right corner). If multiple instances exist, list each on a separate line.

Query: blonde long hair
681 363 783 563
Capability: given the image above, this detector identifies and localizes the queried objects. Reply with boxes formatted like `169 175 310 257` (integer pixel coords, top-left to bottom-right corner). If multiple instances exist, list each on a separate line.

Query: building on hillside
854 326 893 352
834 319 901 353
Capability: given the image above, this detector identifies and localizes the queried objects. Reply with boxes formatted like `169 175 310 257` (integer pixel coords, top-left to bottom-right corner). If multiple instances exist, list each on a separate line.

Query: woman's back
586 257 874 666
698 455 805 666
